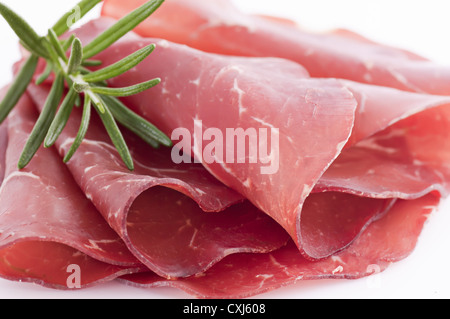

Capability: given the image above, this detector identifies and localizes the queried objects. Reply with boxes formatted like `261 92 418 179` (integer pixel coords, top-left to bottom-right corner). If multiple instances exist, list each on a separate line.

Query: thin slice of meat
119 193 440 299
4 14 449 297
0 89 142 288
341 80 450 147
101 0 450 95
295 192 396 260
27 81 290 279
0 241 137 290
314 81 450 200
316 106 450 199
0 89 138 266
78 18 450 262
79 18 360 260
127 187 289 278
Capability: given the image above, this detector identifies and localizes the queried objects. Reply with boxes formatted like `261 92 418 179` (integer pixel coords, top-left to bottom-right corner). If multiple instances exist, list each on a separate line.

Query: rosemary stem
1 0 170 170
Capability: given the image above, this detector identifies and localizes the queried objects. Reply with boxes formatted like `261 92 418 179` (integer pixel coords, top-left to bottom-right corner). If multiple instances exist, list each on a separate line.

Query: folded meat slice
0 241 137 290
6 15 450 296
27 81 289 279
119 193 440 299
102 0 450 95
316 106 450 199
0 90 141 288
78 18 450 263
342 80 450 147
309 84 450 256
78 19 363 260
315 81 450 200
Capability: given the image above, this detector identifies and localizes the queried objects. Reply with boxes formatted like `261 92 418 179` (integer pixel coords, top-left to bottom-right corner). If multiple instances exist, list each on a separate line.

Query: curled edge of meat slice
117 192 440 299
26 81 291 280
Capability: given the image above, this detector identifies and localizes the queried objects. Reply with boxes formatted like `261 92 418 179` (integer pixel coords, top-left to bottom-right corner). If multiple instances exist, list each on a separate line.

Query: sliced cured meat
0 241 137 290
101 0 450 95
80 18 360 260
294 193 396 259
119 193 440 299
26 81 289 279
0 89 141 288
315 81 450 199
341 80 450 147
78 18 450 262
316 107 450 199
1 11 449 298
0 90 138 266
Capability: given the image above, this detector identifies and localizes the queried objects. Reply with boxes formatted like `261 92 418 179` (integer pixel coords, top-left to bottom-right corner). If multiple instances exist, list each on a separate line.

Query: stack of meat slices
1 0 450 298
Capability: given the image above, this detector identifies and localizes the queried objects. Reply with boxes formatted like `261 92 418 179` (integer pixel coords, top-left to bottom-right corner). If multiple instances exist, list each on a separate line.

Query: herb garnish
0 0 172 171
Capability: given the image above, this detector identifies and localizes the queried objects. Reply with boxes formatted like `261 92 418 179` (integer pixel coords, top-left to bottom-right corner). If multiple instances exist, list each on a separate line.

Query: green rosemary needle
83 44 156 83
18 73 65 169
82 0 164 59
63 94 91 163
0 3 49 58
48 28 69 63
89 79 161 97
67 38 83 75
35 61 53 85
0 0 171 171
44 87 78 148
52 0 103 37
0 54 38 123
94 97 134 170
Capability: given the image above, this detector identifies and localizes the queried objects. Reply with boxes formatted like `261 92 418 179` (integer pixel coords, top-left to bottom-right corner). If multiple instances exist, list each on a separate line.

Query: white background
1 0 450 299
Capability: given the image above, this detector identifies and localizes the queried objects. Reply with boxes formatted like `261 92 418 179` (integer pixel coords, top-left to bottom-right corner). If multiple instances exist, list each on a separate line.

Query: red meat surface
84 18 450 262
102 0 450 95
27 81 289 279
0 90 140 288
0 1 449 298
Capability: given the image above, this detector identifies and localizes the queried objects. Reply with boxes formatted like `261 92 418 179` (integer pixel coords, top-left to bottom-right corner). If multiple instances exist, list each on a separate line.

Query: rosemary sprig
0 0 171 171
